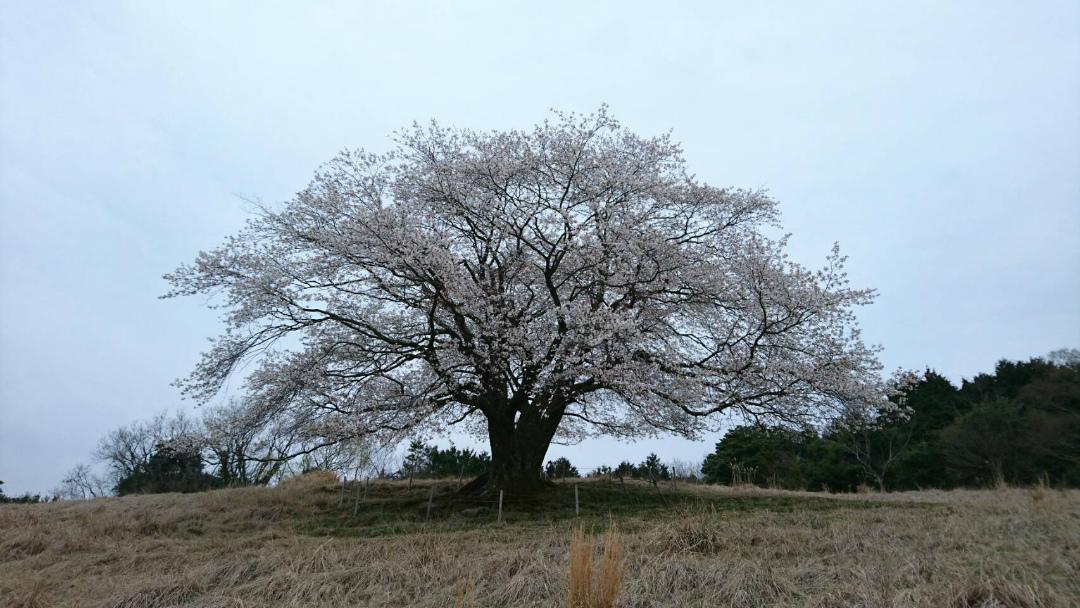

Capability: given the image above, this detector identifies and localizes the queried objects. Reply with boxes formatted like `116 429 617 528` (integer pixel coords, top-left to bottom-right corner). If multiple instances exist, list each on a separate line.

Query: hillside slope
2 477 1077 607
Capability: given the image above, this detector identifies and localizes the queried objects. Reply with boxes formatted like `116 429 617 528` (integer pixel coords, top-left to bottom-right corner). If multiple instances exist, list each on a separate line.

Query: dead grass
279 470 341 489
1 480 1076 607
569 523 623 608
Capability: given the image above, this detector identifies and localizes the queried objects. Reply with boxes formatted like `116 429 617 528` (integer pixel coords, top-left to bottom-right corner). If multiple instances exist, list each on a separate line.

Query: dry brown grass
1 480 1076 607
569 527 593 607
278 469 341 488
569 523 623 608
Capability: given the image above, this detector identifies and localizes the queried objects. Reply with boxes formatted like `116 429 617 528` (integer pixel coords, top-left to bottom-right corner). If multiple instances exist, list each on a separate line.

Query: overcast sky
1 1 1077 495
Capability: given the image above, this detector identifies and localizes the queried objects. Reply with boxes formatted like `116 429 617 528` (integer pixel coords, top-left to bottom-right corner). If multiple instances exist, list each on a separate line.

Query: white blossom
165 107 896 488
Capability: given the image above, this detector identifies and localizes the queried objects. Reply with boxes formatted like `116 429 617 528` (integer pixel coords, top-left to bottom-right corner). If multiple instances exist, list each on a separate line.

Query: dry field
1 475 1076 607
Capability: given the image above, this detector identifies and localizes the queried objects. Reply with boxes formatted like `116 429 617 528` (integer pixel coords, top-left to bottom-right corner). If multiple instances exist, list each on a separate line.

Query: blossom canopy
165 108 891 492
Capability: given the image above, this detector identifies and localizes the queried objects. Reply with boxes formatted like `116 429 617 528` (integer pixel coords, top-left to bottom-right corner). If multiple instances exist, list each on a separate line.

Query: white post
498 490 504 524
574 483 580 516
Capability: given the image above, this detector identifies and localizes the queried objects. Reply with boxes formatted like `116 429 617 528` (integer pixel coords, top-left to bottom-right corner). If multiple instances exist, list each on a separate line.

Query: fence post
353 477 361 516
426 484 435 521
339 476 346 506
458 463 465 488
498 490 504 524
574 483 579 516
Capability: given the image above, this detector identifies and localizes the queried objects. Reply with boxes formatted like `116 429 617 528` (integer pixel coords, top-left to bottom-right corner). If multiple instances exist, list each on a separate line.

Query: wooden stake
353 477 361 516
426 484 435 521
497 490 504 524
574 483 580 516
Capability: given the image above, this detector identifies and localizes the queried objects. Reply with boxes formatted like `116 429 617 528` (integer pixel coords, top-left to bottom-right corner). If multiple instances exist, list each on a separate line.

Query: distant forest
701 350 1080 491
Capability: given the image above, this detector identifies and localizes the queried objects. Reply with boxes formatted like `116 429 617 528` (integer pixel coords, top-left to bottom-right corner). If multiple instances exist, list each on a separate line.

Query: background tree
0 480 49 504
614 461 636 482
550 456 580 479
637 453 670 485
702 426 813 488
940 399 1024 485
591 464 614 478
197 399 294 486
395 440 491 479
401 439 430 479
944 354 1080 486
95 411 197 492
286 440 369 477
840 405 914 492
57 464 110 500
426 444 490 478
115 445 219 495
699 352 1079 491
165 108 896 494
883 371 968 489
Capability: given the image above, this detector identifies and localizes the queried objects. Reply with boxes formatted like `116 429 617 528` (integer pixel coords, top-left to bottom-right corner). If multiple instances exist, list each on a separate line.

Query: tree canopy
165 108 893 493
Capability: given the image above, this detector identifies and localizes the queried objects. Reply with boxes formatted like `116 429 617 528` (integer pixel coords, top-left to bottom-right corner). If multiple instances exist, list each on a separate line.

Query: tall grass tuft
992 470 1010 491
1031 474 1050 502
596 523 623 607
568 523 623 608
453 577 476 608
569 528 593 608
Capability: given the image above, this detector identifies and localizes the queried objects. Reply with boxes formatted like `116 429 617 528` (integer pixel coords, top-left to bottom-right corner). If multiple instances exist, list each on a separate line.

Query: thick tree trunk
460 407 556 496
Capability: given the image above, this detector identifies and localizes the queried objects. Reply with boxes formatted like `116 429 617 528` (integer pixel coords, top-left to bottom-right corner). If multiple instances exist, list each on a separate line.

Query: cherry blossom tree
165 108 895 494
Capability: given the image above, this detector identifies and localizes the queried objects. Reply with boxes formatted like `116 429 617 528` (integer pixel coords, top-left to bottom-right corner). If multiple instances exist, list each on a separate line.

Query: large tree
165 109 892 494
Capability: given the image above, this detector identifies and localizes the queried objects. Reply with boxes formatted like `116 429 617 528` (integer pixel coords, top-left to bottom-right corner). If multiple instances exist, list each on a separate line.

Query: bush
399 440 491 479
0 481 50 504
116 445 221 495
547 457 580 479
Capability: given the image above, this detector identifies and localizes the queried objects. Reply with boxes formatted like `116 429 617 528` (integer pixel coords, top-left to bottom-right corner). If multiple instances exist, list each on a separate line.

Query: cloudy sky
1 1 1077 494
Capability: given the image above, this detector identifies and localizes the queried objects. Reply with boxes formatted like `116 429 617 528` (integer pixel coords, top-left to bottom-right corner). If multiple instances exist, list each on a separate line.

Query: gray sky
2 1 1077 495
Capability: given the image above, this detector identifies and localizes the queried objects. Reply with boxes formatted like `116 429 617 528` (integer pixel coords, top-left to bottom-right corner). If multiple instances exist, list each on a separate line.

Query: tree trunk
460 408 556 496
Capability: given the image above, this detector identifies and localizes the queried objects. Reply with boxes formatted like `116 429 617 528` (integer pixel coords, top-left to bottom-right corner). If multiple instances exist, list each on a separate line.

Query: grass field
1 475 1077 607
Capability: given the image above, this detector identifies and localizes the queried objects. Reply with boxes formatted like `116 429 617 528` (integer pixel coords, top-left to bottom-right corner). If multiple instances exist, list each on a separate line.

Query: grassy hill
2 476 1077 607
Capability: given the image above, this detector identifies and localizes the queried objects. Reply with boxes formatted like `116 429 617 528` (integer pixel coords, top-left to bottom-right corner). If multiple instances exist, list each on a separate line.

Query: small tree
58 464 110 499
637 454 669 485
551 457 580 479
841 406 913 492
401 439 430 479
